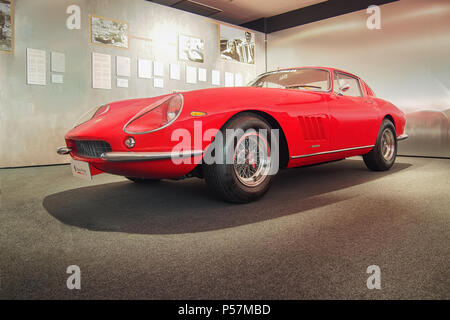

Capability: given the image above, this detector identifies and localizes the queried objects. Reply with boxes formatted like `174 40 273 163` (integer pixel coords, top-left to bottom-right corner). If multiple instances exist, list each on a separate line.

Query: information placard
27 48 46 86
92 52 111 90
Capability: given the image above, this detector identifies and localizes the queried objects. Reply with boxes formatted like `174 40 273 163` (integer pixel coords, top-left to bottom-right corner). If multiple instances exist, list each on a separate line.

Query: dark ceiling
147 0 399 33
148 0 329 25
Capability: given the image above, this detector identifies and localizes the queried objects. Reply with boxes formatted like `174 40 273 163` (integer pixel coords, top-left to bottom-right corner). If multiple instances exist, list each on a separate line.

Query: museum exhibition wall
0 0 265 167
267 0 450 158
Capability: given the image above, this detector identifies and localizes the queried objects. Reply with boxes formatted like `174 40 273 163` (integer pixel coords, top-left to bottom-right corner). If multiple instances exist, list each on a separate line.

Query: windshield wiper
285 84 322 90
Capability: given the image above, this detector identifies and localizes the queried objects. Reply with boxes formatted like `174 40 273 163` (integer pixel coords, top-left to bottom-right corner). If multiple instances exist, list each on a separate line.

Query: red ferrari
57 67 407 203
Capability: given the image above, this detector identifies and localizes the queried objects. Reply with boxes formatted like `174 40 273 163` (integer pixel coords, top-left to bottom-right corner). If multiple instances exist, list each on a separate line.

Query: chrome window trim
291 145 375 159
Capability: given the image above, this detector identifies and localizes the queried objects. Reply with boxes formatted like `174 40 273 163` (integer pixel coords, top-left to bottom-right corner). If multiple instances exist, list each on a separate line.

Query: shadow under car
43 159 411 235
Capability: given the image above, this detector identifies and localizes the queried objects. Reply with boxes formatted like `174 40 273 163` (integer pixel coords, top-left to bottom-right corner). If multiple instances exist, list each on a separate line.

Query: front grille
74 140 112 158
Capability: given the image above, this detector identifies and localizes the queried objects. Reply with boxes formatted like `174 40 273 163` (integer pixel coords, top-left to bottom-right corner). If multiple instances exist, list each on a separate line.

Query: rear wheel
363 119 397 171
126 177 160 183
203 113 276 203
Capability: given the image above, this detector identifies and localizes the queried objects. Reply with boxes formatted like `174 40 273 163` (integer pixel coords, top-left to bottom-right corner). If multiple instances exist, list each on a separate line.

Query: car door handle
366 100 375 105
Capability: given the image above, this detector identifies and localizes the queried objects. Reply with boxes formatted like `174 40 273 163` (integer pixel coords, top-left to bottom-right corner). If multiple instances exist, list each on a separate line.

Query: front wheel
203 113 277 203
363 119 397 171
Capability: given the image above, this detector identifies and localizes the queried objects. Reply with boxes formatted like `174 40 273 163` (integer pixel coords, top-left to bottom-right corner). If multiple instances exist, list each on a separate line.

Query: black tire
363 119 397 171
203 113 277 203
126 177 160 183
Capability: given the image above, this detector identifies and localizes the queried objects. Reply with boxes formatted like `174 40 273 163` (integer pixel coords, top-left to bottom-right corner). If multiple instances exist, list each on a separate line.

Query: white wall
267 0 450 157
0 0 265 167
3 0 449 166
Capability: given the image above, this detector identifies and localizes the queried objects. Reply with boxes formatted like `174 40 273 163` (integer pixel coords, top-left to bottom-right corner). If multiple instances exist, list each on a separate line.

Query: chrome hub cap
381 128 395 161
233 132 271 187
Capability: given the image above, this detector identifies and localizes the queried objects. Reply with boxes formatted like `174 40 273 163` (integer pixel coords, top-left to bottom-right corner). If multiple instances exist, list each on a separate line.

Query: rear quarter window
364 82 376 97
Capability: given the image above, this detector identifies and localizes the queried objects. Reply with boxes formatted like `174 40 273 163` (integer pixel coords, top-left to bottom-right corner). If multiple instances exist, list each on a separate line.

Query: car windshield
249 68 330 92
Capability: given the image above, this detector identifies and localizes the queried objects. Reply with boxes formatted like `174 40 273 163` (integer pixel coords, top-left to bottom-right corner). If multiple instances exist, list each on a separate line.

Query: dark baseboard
0 163 70 170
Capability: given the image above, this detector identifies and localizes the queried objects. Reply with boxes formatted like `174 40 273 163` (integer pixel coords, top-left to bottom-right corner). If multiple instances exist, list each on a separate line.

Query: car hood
67 95 173 138
67 87 322 138
181 87 292 108
102 87 298 112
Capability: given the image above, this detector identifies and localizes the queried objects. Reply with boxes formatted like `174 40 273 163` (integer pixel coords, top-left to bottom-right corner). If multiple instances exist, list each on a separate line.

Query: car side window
366 83 376 97
333 72 363 97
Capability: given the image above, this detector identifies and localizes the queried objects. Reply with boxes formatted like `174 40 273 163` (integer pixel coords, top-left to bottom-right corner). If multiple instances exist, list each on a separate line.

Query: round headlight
123 94 183 134
73 104 110 128
166 94 183 122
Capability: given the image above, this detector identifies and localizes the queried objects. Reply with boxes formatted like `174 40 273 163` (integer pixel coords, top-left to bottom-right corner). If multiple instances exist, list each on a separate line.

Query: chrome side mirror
338 83 350 96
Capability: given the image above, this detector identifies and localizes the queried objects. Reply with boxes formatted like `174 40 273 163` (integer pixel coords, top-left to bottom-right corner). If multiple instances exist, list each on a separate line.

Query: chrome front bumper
56 146 203 161
397 134 408 141
100 150 204 162
56 147 72 155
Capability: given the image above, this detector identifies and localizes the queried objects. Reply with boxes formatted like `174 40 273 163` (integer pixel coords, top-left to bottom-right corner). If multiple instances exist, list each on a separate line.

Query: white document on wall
153 78 164 88
27 48 47 86
51 52 65 73
92 52 111 90
212 70 221 86
224 72 234 87
116 56 131 77
51 74 64 84
117 78 129 88
186 66 197 84
154 61 164 77
170 63 181 80
234 73 243 87
138 59 152 79
198 68 207 82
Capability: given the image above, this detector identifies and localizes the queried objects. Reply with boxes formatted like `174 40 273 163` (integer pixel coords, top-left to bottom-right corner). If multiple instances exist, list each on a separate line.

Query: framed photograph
90 14 128 49
219 24 255 64
0 0 14 54
178 34 204 63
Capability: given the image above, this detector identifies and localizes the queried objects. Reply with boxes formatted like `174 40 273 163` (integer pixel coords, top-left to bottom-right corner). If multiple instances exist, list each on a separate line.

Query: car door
329 71 378 150
257 68 332 158
282 69 332 157
286 89 331 157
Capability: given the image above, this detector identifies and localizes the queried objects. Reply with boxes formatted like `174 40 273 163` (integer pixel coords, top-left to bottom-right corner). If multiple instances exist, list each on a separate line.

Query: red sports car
57 67 407 203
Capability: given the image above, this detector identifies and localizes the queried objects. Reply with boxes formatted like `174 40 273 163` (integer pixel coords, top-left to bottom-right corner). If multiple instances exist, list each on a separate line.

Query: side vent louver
298 116 327 141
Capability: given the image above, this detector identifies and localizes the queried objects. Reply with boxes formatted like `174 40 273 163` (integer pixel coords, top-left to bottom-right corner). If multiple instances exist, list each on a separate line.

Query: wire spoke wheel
363 119 397 172
203 113 276 203
381 128 395 161
233 132 271 187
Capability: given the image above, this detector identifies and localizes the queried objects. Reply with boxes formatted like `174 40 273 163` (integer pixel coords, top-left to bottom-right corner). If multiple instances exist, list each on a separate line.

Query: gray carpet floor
0 156 449 299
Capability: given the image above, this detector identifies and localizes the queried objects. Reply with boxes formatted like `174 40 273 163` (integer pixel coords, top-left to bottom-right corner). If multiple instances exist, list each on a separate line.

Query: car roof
270 66 360 80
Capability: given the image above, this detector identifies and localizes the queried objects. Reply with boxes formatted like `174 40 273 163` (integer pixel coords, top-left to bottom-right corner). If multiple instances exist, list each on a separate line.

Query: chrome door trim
291 145 375 159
